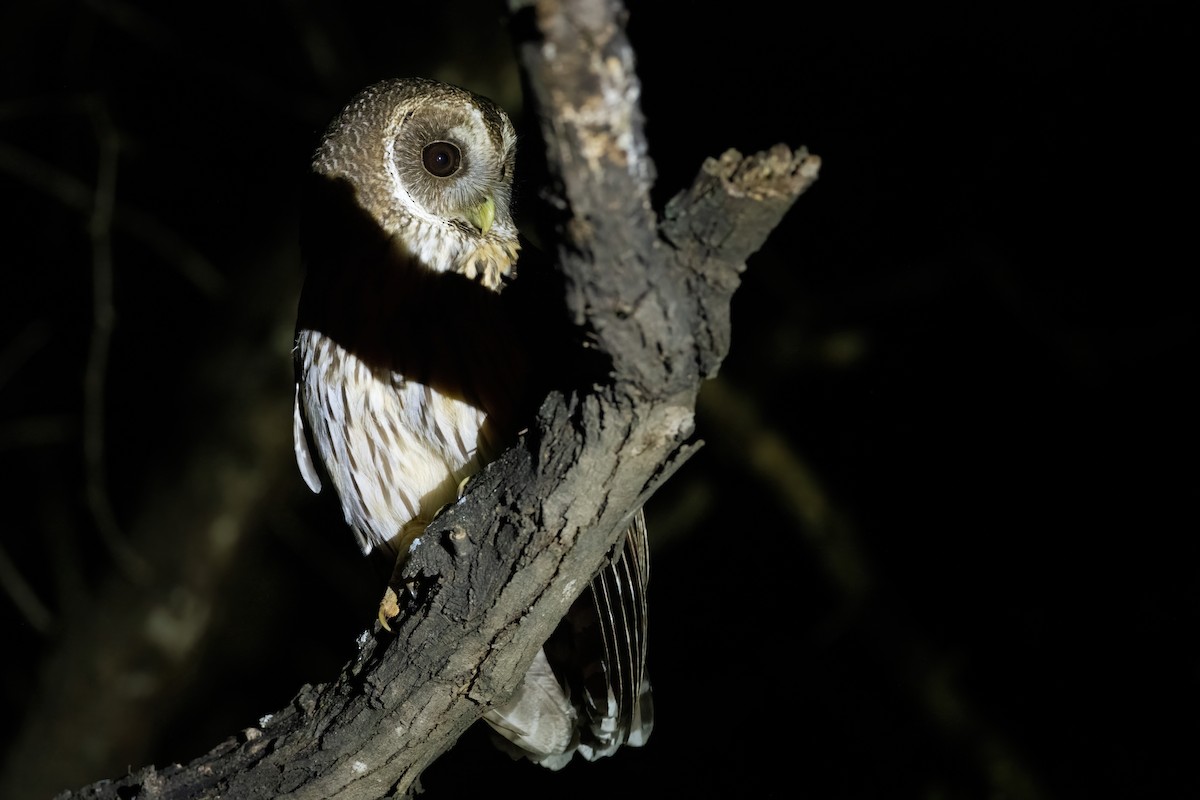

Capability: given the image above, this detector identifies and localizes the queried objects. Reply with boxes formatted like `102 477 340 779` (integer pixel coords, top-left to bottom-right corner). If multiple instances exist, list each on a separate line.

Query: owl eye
422 141 461 178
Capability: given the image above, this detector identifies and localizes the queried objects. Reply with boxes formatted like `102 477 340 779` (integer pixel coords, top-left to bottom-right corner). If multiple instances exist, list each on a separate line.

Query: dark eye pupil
422 141 461 177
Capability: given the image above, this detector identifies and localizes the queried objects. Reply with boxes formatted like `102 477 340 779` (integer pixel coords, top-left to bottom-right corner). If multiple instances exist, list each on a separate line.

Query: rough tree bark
55 0 819 797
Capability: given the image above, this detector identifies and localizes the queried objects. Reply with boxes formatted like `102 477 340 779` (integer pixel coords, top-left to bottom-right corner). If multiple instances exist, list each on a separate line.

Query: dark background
1 1 1193 798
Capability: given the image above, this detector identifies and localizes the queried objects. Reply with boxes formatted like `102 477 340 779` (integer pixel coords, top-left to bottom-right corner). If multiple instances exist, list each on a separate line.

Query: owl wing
293 383 323 494
575 508 654 759
485 510 653 768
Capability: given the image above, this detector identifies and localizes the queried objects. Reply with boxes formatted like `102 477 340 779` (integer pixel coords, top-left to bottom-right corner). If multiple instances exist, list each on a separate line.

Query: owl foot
378 526 422 632
378 587 401 631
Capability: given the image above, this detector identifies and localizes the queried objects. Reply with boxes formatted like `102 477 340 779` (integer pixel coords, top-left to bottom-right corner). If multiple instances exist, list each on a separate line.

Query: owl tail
483 510 654 768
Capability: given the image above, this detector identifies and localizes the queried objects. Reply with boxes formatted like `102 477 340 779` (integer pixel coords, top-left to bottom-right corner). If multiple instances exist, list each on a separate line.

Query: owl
292 78 653 770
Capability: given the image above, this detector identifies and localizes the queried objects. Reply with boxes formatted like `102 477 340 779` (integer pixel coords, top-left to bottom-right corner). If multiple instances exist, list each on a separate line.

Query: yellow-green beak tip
467 195 496 234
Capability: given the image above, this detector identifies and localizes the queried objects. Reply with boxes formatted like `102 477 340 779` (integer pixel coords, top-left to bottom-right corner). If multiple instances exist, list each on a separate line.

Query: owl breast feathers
293 77 652 769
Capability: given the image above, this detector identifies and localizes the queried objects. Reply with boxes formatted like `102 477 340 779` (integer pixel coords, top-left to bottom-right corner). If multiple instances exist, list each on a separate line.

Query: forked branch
54 1 818 798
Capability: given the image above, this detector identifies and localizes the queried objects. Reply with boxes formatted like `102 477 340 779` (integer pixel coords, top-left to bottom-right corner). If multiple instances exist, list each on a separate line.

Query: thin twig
0 542 55 634
0 139 224 296
698 376 870 601
81 98 151 582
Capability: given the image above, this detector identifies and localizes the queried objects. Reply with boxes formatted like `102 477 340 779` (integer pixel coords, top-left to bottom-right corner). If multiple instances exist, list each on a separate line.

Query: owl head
313 78 520 288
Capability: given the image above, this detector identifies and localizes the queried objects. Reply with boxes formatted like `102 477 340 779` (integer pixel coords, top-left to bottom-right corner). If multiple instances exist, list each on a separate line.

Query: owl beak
464 195 496 234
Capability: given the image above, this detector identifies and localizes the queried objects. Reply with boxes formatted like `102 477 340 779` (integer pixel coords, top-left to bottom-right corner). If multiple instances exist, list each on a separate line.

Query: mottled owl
292 77 652 769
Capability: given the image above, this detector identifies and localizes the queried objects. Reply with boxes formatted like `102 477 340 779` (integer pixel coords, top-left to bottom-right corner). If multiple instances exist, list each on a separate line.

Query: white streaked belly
296 330 486 554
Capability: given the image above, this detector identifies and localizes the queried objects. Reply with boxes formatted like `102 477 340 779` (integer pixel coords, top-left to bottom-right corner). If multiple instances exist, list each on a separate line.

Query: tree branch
54 1 819 798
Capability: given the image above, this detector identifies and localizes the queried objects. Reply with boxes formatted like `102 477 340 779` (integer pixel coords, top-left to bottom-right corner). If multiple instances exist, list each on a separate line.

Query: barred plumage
292 78 652 768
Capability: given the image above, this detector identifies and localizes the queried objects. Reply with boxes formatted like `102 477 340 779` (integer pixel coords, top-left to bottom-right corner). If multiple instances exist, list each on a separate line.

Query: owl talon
378 587 401 631
456 476 471 499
